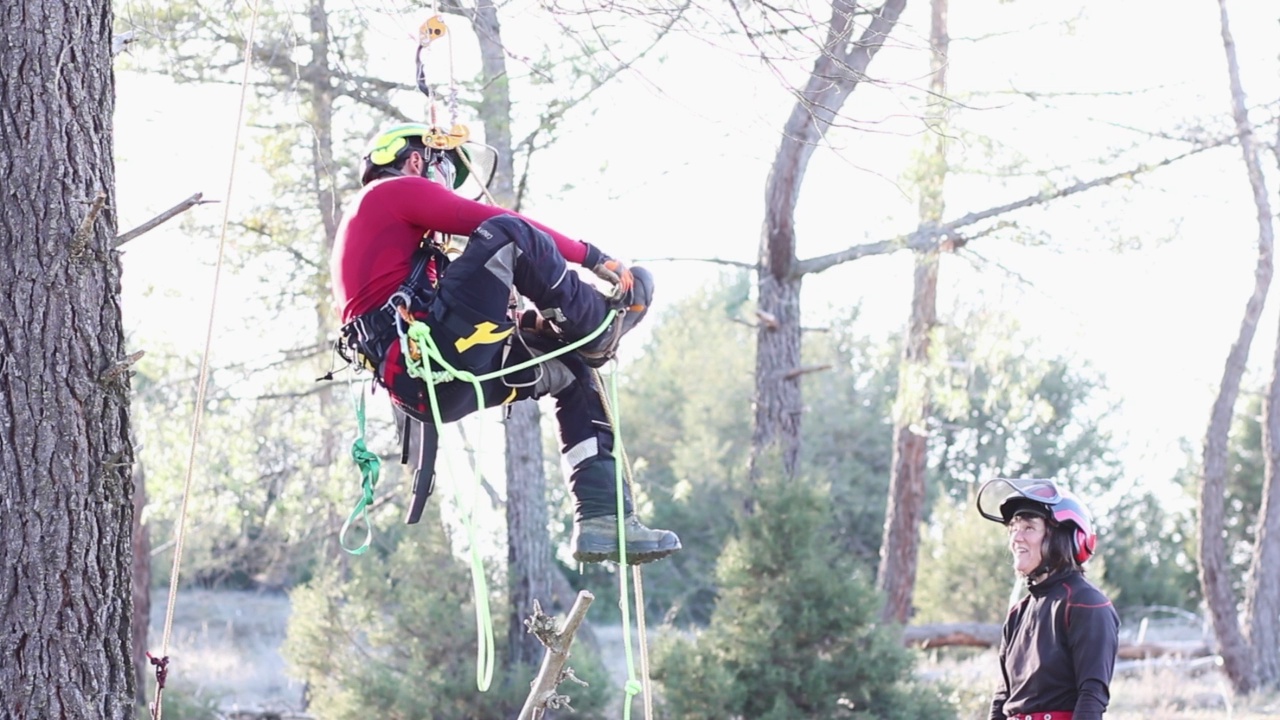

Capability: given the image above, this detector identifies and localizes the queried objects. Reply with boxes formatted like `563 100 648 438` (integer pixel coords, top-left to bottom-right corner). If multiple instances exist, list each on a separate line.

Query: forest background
6 0 1280 716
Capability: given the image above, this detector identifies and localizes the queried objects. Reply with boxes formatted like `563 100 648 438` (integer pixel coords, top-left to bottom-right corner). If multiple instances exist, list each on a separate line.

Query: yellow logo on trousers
454 321 513 353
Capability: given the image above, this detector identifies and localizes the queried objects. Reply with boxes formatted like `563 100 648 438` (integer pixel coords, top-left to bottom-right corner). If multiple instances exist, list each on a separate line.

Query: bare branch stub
524 599 561 647
99 350 146 385
71 191 108 259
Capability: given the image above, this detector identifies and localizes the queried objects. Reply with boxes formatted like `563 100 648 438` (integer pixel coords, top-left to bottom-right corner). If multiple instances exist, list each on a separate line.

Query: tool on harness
401 413 439 524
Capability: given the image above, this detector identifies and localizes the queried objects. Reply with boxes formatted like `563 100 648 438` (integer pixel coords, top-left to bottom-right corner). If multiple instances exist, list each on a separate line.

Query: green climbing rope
339 385 382 555
341 308 617 692
603 368 643 719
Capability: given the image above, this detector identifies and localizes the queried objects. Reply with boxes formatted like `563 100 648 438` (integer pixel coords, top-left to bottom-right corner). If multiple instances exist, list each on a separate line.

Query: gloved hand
582 243 634 300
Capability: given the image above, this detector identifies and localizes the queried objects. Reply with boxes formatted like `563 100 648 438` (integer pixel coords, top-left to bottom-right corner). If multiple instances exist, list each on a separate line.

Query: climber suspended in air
329 120 681 565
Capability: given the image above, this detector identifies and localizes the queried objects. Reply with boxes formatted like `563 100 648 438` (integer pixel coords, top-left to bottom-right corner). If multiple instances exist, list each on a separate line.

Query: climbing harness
334 10 654 711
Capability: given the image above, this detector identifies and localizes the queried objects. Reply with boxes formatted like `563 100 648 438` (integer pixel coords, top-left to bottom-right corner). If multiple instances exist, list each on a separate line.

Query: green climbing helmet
359 122 474 189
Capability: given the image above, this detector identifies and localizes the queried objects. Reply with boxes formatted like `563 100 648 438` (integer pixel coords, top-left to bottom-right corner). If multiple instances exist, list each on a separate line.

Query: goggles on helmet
976 478 1064 525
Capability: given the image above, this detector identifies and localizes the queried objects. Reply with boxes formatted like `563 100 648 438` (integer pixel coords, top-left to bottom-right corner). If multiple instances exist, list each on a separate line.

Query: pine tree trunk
1245 65 1280 699
505 402 553 667
1200 0 1273 694
751 0 907 488
751 268 803 485
877 0 946 625
0 1 137 715
467 0 561 670
1252 369 1280 685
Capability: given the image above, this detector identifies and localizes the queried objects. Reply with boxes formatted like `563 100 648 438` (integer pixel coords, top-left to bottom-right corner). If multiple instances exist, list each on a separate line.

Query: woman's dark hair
1042 522 1085 576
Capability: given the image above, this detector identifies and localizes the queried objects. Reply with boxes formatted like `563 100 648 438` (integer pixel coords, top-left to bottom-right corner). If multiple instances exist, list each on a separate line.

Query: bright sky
112 0 1280 507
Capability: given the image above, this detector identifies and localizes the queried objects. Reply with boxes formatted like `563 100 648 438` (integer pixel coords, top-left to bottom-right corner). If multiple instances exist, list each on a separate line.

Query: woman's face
1008 514 1047 576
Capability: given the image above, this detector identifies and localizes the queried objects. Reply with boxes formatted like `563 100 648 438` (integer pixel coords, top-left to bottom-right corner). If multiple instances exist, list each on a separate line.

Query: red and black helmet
976 478 1098 564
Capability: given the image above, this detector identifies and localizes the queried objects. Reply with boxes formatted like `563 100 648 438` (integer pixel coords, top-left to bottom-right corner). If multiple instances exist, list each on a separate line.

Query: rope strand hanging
148 0 264 717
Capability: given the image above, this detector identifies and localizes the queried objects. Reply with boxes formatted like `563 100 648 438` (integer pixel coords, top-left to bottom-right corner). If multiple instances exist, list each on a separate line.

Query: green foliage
914 499 1015 624
575 271 757 623
1163 389 1266 605
652 477 954 720
137 687 223 720
930 308 1123 502
283 521 610 719
800 308 899 564
1098 487 1199 611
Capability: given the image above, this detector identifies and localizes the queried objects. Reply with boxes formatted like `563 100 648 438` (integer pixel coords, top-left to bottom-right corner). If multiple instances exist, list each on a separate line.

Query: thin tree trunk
303 0 350 573
877 0 947 625
1201 0 1274 693
505 402 553 667
0 1 137 714
462 0 561 670
1199 0 1273 695
751 0 908 488
1246 95 1280 696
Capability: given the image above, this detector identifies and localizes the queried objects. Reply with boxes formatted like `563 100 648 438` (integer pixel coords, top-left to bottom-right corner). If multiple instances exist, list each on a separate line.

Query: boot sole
572 538 682 565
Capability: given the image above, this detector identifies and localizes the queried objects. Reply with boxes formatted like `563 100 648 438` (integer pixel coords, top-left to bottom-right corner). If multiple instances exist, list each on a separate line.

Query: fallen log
902 623 1212 659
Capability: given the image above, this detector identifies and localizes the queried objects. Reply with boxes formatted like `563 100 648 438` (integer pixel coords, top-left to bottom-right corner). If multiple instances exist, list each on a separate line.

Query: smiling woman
977 478 1120 720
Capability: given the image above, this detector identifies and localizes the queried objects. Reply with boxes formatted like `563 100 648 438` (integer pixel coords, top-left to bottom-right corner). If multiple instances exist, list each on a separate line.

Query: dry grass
146 588 305 714
918 649 1280 720
151 591 1280 719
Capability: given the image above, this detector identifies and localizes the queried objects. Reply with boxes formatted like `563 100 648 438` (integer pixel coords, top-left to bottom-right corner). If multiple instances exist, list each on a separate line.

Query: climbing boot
579 266 654 368
570 513 681 565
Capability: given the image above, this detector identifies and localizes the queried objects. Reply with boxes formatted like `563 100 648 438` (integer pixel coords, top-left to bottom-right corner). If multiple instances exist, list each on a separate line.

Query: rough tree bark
1197 0 1274 695
0 0 138 716
751 0 908 485
877 0 947 625
1245 35 1280 696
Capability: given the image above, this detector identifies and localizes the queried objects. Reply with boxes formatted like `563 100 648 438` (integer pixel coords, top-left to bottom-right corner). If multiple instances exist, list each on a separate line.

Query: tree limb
115 193 214 247
518 592 595 720
637 256 756 270
796 139 1231 277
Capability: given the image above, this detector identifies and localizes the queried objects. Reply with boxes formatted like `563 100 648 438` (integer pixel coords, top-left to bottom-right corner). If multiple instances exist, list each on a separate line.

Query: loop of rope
339 386 382 554
150 1 263 718
403 309 614 691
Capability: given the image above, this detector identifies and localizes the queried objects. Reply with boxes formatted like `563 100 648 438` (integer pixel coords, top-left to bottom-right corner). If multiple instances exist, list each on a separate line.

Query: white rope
149 0 263 717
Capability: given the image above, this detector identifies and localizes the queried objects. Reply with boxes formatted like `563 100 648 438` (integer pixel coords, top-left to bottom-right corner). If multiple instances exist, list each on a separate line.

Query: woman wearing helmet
977 478 1120 720
330 122 679 564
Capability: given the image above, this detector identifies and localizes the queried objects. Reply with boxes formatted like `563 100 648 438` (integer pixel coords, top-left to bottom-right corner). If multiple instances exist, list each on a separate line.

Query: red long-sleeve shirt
330 175 589 323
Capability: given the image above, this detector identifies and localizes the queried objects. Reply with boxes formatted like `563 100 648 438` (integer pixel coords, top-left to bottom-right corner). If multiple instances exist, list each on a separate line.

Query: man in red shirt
332 122 680 565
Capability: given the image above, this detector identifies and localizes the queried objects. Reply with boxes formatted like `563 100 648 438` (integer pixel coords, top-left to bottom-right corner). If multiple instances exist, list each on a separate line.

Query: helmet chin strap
1024 563 1052 586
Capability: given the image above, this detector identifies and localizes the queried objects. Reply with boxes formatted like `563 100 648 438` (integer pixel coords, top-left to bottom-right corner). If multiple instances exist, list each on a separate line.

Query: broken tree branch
519 591 594 720
71 192 108 258
115 193 215 248
783 363 833 380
